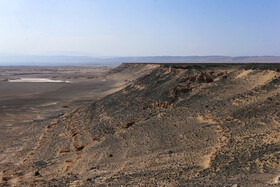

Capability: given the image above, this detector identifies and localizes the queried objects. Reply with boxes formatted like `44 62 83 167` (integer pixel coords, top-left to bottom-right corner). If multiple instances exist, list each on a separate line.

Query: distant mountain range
0 55 280 66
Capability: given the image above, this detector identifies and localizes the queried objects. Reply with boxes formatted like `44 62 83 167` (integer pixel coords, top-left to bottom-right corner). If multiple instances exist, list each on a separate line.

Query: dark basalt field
0 63 279 186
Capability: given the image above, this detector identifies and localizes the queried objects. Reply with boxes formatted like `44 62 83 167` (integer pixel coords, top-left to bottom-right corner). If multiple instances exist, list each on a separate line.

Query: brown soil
0 63 279 186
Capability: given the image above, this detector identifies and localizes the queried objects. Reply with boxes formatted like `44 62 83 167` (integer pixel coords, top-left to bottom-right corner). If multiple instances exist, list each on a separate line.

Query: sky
0 0 279 57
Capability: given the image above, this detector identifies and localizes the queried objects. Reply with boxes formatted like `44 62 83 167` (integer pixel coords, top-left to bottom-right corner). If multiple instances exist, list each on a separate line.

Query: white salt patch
41 102 58 107
8 78 69 83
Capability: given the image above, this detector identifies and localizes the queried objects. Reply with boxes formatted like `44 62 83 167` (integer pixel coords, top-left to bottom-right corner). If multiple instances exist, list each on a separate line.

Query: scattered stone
34 171 40 176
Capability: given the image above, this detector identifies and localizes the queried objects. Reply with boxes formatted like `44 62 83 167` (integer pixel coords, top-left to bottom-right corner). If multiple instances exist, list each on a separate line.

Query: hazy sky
0 0 279 56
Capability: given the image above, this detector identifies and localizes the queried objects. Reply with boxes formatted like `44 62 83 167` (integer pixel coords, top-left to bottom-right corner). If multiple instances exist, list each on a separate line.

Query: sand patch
236 69 253 79
199 154 212 169
197 115 216 124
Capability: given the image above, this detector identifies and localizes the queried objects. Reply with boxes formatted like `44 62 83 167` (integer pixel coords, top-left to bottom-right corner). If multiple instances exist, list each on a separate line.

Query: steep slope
1 63 279 186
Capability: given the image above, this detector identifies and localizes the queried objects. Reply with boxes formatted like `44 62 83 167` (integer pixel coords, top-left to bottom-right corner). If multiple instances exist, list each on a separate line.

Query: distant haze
1 55 280 66
0 0 280 59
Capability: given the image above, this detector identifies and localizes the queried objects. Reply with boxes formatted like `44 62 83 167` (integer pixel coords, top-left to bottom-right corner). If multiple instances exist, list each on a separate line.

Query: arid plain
0 63 279 186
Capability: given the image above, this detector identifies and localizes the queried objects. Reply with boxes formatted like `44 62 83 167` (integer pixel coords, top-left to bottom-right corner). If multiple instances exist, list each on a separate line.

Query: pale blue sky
0 0 279 56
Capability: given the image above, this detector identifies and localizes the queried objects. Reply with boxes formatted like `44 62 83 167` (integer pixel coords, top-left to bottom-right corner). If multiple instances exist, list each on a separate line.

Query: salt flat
8 78 69 83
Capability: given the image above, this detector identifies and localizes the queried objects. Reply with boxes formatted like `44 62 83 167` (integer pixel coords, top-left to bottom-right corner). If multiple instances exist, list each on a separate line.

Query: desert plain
0 63 279 186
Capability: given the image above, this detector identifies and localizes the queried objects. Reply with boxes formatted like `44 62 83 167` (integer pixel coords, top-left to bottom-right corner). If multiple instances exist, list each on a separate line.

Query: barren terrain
0 63 279 186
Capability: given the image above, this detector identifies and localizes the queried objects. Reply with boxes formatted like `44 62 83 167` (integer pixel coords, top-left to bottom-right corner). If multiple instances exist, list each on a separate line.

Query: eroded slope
1 63 280 186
